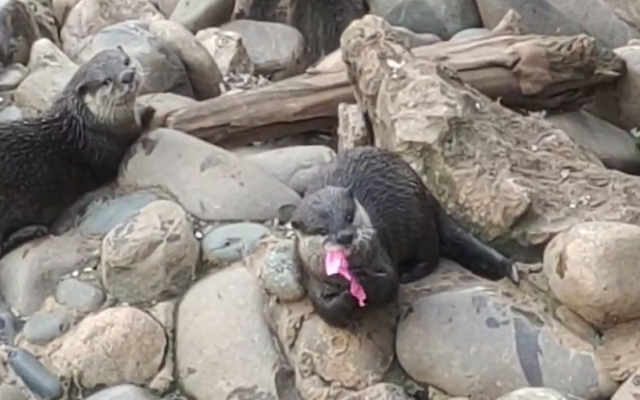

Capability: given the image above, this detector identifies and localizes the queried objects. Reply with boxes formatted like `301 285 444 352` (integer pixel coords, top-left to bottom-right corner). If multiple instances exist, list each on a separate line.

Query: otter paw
139 106 157 131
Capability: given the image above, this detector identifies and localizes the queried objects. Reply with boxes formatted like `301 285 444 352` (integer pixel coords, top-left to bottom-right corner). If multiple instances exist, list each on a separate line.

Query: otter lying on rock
281 146 519 327
0 46 154 256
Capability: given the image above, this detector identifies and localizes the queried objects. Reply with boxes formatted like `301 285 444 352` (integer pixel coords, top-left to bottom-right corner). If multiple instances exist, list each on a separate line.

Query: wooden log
340 14 640 260
166 10 624 147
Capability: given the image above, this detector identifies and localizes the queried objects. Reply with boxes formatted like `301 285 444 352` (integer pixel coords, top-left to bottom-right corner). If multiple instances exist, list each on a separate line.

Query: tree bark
340 14 640 260
166 10 624 148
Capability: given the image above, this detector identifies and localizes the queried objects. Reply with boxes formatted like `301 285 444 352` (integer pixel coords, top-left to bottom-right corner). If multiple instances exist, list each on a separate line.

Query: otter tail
436 205 520 284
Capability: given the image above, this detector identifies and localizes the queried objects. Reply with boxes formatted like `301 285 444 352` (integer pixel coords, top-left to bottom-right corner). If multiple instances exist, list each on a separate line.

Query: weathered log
167 10 624 147
340 14 640 260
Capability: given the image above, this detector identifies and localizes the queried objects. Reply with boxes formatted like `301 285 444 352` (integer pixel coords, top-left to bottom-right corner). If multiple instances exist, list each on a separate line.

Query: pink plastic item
325 248 367 307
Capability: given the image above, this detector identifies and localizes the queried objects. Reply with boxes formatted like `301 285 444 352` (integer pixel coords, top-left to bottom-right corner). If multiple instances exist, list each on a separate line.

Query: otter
0 46 154 256
280 146 519 327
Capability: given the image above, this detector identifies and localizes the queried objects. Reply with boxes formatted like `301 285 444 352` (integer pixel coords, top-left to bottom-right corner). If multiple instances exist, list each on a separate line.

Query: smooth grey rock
201 222 269 264
56 278 105 312
450 27 492 41
84 384 160 400
23 309 73 345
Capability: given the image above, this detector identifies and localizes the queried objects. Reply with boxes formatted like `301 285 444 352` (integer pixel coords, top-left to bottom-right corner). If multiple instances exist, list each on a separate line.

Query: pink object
325 249 367 307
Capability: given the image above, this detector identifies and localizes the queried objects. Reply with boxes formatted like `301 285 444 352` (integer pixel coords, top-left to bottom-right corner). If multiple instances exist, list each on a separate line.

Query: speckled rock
55 278 105 313
100 200 198 304
260 239 305 302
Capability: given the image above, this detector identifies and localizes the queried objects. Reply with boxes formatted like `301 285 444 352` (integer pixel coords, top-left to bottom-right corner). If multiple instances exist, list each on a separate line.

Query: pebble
7 347 63 400
201 222 270 264
84 384 161 400
23 309 73 345
55 278 106 312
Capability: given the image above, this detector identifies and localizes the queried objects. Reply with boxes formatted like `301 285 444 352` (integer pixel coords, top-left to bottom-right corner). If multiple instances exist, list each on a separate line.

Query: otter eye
345 212 354 224
102 78 112 86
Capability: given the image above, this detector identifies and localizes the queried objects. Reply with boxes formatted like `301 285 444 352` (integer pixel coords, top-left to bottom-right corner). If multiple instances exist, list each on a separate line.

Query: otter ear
277 203 297 225
75 82 89 96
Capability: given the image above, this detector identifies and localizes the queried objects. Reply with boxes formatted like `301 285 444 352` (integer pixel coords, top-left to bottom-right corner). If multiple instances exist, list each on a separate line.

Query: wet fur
0 47 153 256
248 0 367 63
288 146 518 327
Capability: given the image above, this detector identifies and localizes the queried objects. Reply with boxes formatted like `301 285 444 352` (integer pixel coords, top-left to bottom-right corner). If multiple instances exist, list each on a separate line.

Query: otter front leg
351 249 399 308
306 277 358 328
2 225 49 254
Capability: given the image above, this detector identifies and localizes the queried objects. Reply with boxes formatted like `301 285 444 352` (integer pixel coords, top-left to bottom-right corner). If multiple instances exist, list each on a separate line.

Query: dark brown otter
281 146 519 327
0 46 154 256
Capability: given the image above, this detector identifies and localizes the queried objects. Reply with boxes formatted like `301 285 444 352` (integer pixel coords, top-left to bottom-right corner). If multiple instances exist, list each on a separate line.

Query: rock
0 0 48 66
597 319 640 382
396 260 616 400
52 0 80 28
245 145 336 194
611 367 640 400
137 93 198 127
84 384 160 400
391 26 442 47
26 0 61 46
13 38 77 113
148 19 223 100
176 266 281 399
497 388 579 400
201 222 270 264
0 231 101 316
169 0 234 33
7 347 63 400
368 0 482 39
260 239 305 302
154 0 179 18
49 306 166 389
474 0 640 49
586 45 640 133
344 384 413 400
545 111 640 175
60 0 163 59
0 105 23 122
22 309 74 345
0 64 28 91
338 103 370 151
220 20 305 80
450 27 492 41
55 278 105 313
100 200 198 304
75 20 194 98
0 384 27 400
195 27 254 75
285 309 396 398
67 190 163 236
0 308 18 345
543 221 640 329
119 128 301 222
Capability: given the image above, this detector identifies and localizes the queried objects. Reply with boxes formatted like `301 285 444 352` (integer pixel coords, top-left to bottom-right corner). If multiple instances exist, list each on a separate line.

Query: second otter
284 146 519 327
0 46 153 255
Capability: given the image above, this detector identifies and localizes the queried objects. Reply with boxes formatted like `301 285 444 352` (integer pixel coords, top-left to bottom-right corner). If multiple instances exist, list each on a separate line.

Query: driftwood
340 14 640 260
166 10 624 147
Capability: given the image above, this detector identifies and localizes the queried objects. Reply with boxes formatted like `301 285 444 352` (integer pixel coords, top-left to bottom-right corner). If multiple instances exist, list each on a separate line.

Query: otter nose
336 230 354 245
120 70 135 84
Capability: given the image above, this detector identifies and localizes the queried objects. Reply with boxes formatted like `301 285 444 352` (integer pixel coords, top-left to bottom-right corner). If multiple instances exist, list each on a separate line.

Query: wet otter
281 146 519 327
0 46 154 256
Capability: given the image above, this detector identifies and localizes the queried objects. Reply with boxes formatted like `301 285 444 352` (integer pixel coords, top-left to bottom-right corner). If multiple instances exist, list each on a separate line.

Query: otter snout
121 69 135 84
326 227 356 248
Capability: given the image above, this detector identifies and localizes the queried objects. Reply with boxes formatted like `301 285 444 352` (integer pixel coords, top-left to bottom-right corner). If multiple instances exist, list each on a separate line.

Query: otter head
279 186 376 277
59 46 143 141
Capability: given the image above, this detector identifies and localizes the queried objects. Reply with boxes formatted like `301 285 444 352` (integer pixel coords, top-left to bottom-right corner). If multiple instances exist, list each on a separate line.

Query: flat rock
474 0 640 49
396 260 617 400
368 0 482 39
0 231 101 316
544 221 640 329
176 266 281 399
201 222 269 264
169 0 234 33
245 145 336 194
119 128 301 222
137 93 198 128
55 278 105 313
545 111 640 175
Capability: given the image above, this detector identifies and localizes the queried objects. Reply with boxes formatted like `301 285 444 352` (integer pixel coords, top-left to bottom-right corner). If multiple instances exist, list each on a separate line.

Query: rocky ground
0 0 640 399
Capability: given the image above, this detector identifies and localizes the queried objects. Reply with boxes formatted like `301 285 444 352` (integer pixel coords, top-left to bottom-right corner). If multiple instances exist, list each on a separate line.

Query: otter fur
0 46 154 256
246 0 367 64
282 146 519 327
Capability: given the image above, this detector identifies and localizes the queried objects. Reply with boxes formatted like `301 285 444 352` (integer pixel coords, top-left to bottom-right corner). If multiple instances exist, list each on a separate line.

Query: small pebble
260 240 305 302
23 309 73 345
56 278 105 312
201 222 270 264
0 307 17 345
7 347 63 400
